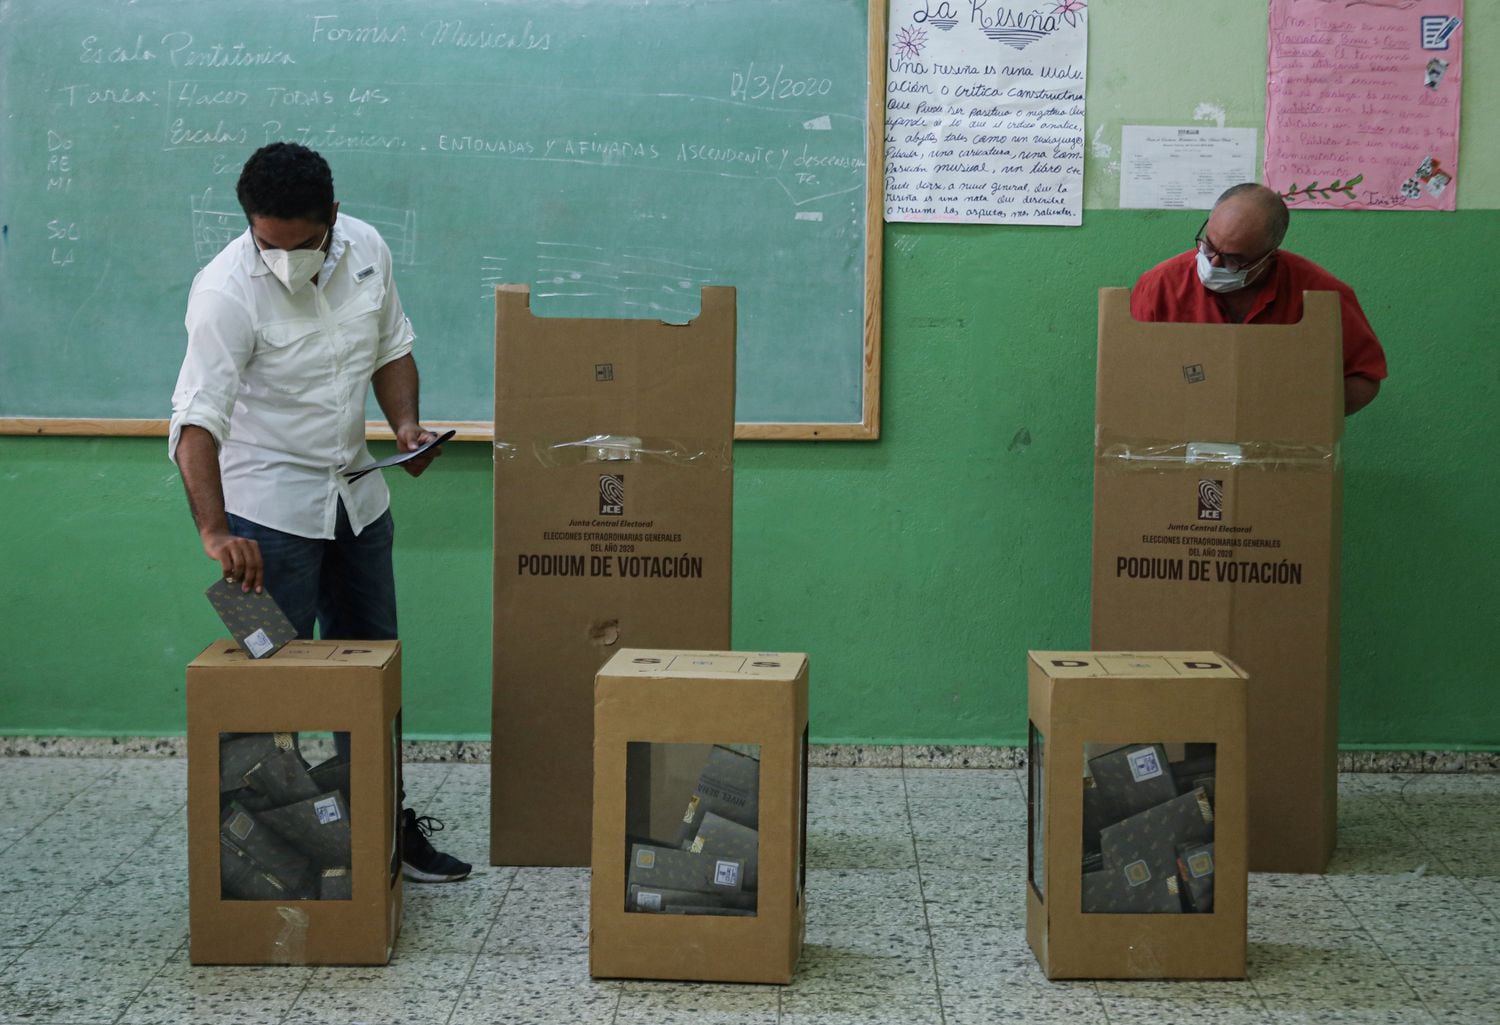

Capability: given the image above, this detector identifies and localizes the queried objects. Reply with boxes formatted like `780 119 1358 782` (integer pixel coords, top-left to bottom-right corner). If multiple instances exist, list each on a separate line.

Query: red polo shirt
1130 250 1388 381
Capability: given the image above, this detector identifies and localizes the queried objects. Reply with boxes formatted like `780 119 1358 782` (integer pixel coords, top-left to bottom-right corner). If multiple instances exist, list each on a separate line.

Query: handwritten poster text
1265 0 1464 211
884 1 1088 225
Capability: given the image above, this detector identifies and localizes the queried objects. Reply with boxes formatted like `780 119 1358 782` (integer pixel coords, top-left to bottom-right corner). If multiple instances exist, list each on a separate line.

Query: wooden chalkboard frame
1 4 885 444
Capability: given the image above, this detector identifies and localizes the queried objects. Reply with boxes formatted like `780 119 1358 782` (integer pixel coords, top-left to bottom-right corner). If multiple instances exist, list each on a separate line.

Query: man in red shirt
1131 183 1387 415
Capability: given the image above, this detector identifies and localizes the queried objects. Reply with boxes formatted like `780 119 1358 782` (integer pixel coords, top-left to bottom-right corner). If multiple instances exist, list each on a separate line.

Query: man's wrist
393 421 426 444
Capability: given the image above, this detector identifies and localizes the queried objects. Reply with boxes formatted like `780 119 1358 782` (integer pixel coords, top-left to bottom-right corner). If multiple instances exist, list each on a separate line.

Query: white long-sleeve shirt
169 215 415 538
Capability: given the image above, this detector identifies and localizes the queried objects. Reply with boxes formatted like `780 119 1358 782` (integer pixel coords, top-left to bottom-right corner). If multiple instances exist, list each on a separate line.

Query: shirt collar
323 218 351 277
1237 253 1282 319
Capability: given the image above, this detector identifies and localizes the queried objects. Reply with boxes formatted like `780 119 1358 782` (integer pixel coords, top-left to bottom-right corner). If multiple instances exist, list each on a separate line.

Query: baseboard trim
1 736 1495 772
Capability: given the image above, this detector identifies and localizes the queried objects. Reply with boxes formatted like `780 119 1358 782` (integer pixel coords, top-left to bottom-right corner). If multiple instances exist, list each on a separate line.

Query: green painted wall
3 209 1496 748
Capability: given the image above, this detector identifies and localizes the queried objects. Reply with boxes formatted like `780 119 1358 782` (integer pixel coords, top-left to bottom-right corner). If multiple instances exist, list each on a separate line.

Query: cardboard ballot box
1026 651 1248 980
1091 288 1343 874
491 285 735 867
590 649 808 984
187 640 402 965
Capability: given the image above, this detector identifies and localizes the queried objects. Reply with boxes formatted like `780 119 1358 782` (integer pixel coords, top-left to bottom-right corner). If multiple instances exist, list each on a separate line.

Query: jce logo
599 474 624 516
1197 479 1223 521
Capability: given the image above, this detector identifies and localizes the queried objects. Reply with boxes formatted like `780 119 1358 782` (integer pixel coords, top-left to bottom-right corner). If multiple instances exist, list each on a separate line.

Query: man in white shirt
170 142 470 882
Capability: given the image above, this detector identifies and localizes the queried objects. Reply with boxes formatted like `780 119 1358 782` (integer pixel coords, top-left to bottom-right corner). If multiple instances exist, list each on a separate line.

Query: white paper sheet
1119 127 1259 210
884 1 1089 225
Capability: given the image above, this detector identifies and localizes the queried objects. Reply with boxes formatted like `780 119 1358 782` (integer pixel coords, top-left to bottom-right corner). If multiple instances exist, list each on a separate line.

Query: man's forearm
174 425 230 538
1344 375 1380 416
175 424 264 589
373 353 421 433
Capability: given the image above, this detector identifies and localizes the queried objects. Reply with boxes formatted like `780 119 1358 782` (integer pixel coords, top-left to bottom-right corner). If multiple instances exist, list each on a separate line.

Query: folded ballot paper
220 801 316 900
688 812 760 892
628 884 756 916
1091 787 1216 915
674 745 761 846
258 792 353 867
220 733 295 792
204 578 296 659
628 843 747 898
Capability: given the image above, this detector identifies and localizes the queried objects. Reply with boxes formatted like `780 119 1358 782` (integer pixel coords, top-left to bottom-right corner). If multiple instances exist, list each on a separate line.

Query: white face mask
1195 248 1271 294
260 228 329 294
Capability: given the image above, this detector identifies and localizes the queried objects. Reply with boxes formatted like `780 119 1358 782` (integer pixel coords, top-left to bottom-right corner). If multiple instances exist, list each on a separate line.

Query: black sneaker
401 809 472 882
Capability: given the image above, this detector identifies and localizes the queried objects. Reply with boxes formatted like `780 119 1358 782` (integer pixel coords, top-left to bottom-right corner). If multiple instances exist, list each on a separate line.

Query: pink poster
1265 0 1464 211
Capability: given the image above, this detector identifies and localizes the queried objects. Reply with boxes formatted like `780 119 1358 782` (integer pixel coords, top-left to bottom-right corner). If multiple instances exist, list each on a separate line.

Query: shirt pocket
335 281 384 344
253 317 323 394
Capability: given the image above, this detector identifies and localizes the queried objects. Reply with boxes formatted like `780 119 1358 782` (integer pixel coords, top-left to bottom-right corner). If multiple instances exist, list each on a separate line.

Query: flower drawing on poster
1053 1 1087 30
894 25 928 60
884 2 1089 225
1264 0 1464 211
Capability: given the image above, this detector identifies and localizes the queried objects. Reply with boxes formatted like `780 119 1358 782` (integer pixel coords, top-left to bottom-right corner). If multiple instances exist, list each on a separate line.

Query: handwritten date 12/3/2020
729 62 834 105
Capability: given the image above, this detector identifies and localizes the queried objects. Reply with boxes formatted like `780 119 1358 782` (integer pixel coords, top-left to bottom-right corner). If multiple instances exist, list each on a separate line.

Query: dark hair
1214 182 1290 249
236 142 335 222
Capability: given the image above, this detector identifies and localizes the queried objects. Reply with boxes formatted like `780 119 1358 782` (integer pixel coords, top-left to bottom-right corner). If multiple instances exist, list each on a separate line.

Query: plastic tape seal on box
1094 430 1341 472
492 434 732 471
267 905 309 964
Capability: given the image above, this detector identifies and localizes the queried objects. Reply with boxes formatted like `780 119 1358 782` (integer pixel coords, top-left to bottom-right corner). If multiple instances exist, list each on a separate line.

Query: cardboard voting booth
187 640 403 965
1026 651 1249 980
1091 288 1343 874
590 649 809 984
491 286 736 867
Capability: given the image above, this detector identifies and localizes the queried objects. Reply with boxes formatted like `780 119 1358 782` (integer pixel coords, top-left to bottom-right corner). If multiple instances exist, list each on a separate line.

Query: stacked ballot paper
629 745 761 916
217 732 353 901
1080 743 1217 914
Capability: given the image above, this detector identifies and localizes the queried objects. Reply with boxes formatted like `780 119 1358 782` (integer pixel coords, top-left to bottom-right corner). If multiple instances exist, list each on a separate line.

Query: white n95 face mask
261 228 329 294
1196 248 1261 294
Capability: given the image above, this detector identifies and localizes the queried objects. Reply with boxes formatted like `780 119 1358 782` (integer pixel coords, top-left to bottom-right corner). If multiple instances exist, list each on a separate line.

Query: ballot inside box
216 732 353 902
625 742 761 917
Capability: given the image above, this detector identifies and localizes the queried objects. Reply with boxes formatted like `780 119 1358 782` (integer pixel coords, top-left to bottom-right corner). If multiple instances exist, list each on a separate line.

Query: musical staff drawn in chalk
191 190 242 264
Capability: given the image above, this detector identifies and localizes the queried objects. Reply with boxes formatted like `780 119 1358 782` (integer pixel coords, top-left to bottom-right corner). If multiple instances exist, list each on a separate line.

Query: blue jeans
226 503 398 642
228 503 397 766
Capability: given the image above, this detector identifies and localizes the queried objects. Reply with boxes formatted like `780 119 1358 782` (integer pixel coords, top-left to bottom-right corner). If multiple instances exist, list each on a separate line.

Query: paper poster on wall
1264 0 1463 211
884 1 1088 225
1120 127 1258 210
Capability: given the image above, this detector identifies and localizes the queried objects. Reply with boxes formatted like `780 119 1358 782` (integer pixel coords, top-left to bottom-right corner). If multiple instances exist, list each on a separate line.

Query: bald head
1210 183 1290 253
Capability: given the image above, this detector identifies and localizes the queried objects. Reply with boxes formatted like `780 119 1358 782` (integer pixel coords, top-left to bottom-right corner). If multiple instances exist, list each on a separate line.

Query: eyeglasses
1194 219 1275 273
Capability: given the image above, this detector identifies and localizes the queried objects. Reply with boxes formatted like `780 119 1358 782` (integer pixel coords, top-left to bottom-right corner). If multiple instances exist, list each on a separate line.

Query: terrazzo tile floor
1 757 1496 1024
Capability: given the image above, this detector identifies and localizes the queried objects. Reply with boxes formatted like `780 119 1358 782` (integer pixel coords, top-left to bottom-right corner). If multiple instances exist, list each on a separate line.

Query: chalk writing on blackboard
191 190 242 262
2 0 879 432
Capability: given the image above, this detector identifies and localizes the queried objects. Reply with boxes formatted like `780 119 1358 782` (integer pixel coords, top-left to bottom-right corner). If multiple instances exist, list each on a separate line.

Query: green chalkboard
0 0 883 439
